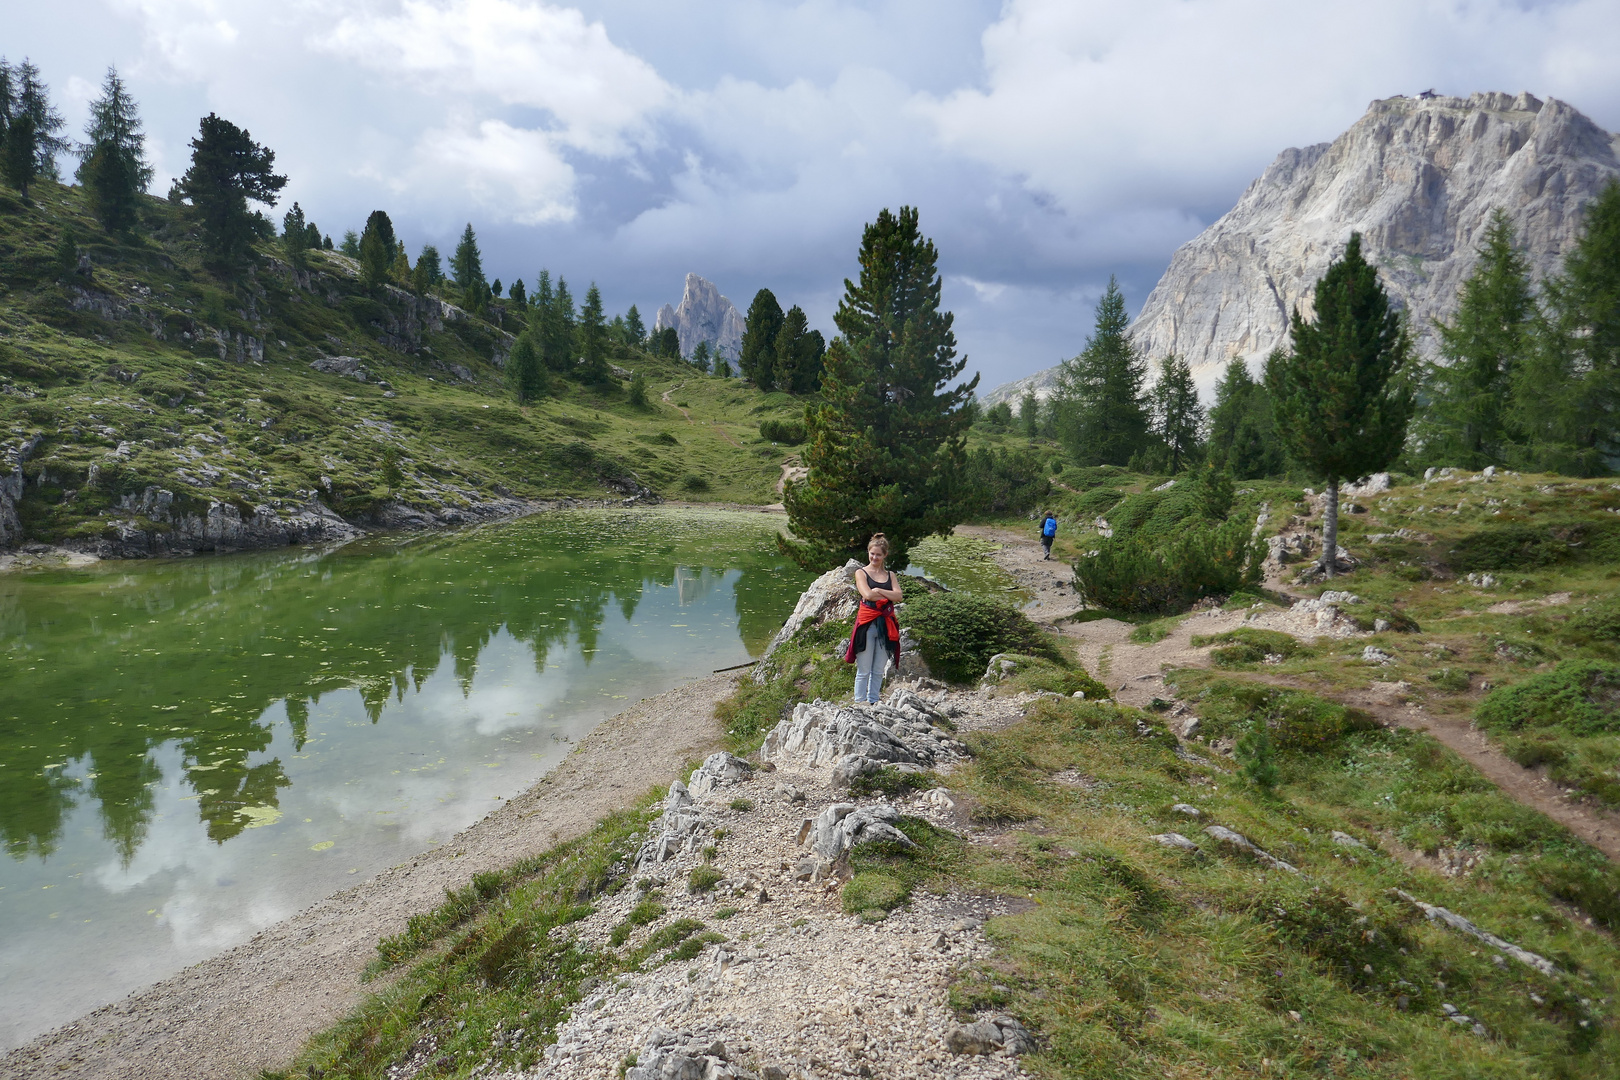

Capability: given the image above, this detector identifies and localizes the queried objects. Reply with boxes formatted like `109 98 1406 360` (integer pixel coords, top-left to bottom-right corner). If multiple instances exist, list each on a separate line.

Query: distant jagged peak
1128 90 1620 378
655 272 745 360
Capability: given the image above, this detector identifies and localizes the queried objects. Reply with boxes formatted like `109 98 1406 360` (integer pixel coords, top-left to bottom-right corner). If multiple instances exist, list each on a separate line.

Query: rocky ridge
656 274 746 363
982 90 1620 404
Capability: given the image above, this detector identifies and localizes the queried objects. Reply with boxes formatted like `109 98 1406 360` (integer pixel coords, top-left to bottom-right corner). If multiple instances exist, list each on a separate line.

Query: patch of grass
1168 673 1370 752
1191 627 1310 668
847 766 943 799
687 865 724 894
994 655 1111 700
715 621 850 753
1477 661 1620 736
1128 616 1180 644
608 898 666 947
1427 667 1473 692
728 797 754 812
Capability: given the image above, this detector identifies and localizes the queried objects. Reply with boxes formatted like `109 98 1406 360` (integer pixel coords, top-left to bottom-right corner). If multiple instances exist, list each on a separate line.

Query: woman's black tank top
863 568 893 593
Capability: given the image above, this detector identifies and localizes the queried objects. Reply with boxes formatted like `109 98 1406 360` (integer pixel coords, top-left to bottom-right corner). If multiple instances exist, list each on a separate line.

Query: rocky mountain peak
1129 90 1620 378
655 273 745 361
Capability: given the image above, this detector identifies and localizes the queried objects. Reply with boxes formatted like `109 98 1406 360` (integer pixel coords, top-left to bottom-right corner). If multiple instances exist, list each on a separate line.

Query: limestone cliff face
655 273 746 361
1131 91 1620 376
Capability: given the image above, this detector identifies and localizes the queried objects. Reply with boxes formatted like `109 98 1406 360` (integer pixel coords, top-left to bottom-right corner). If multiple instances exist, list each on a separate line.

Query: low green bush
1449 519 1620 572
1427 667 1473 692
1070 486 1123 519
848 766 942 799
1073 516 1263 614
1182 679 1365 752
903 592 1066 683
1476 660 1620 736
687 865 724 893
995 656 1110 699
843 872 908 919
758 418 805 444
1563 595 1620 655
680 474 710 493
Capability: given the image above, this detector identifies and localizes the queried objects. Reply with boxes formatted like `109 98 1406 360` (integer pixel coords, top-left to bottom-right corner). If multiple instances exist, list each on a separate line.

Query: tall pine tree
625 304 646 345
281 202 309 267
1149 354 1204 473
413 245 442 292
538 275 578 373
578 284 609 383
783 207 977 569
76 67 152 233
1418 209 1536 468
508 332 546 404
1207 357 1283 479
1053 278 1150 465
773 305 825 394
740 288 785 389
177 113 287 272
1521 180 1620 473
1265 233 1414 577
360 211 397 288
450 223 488 311
10 60 68 181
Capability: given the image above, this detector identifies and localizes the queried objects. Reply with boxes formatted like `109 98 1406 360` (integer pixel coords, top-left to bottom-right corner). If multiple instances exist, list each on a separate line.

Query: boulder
687 752 754 798
753 561 859 680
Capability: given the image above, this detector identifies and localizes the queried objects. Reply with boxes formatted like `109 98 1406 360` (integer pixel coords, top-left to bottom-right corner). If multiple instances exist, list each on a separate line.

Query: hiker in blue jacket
1040 511 1057 560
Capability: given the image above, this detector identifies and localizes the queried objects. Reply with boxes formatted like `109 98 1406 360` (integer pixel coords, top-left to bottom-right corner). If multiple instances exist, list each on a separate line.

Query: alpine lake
0 509 817 1050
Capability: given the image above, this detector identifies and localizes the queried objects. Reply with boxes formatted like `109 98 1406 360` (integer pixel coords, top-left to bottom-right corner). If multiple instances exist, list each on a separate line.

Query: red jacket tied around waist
845 596 900 665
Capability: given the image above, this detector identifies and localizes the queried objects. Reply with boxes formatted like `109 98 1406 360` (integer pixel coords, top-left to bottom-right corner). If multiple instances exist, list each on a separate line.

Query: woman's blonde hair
867 533 890 556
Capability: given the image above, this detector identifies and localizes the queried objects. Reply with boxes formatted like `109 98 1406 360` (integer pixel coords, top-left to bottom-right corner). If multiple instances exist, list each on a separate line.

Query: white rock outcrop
655 273 746 363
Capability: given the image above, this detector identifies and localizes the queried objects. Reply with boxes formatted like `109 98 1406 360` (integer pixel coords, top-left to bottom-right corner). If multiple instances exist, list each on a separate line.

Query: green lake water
0 509 812 1049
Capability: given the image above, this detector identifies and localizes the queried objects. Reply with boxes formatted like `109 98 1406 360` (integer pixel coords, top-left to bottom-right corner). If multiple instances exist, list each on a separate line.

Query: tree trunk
1322 477 1339 579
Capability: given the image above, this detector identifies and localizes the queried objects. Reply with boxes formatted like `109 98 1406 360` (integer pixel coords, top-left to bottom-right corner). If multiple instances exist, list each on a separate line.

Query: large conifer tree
1265 233 1414 577
773 305 825 394
1207 358 1283 478
358 211 397 288
783 206 977 569
578 284 610 383
508 332 546 404
625 304 646 345
1149 354 1204 473
449 223 488 310
11 60 67 180
1518 180 1620 473
1418 210 1536 468
1053 278 1150 465
177 113 287 272
740 289 785 389
75 67 152 233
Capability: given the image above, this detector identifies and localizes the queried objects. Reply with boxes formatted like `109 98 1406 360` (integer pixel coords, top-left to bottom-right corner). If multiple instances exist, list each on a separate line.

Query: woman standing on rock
845 533 902 704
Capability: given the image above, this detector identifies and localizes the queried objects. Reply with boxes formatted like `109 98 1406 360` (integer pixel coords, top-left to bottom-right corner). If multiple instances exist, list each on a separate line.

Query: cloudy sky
10 0 1620 391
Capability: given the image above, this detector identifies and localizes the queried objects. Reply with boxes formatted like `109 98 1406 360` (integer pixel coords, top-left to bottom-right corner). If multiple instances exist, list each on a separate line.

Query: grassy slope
0 181 806 545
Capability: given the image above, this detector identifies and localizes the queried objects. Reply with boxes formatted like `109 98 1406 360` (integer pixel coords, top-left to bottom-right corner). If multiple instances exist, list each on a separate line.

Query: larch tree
1053 278 1151 465
740 288 785 389
1020 392 1039 439
1419 209 1537 468
1149 354 1204 473
10 59 68 180
782 206 977 569
1520 179 1620 473
176 113 287 272
1265 232 1414 578
1 113 38 201
76 66 152 233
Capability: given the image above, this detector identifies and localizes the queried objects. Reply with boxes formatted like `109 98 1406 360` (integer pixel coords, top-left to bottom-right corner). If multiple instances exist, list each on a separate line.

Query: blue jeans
853 635 886 704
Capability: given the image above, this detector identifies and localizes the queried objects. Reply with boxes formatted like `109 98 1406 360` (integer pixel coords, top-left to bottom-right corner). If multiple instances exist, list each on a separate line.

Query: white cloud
319 0 671 156
413 117 579 224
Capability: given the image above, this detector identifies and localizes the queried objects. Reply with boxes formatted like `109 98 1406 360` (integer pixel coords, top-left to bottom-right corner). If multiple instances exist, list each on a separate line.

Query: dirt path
711 420 743 449
661 382 692 422
3 676 739 1080
975 529 1620 863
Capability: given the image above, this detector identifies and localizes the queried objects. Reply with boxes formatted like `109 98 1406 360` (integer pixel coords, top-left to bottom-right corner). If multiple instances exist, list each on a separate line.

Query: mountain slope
0 184 804 555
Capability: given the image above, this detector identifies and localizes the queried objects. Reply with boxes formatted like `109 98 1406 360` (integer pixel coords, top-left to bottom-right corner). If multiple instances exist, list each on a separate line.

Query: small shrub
728 798 753 812
1449 519 1620 572
680 474 710 493
608 898 665 946
1129 617 1178 645
1070 486 1124 519
713 907 739 920
1236 717 1278 791
904 592 1066 684
848 766 941 799
1563 595 1620 654
1476 660 1620 736
996 656 1110 699
758 418 806 444
627 372 649 408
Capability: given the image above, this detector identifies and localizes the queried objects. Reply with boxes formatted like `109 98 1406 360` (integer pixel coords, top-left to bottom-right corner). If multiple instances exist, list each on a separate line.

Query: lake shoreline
2 672 740 1080
0 497 788 574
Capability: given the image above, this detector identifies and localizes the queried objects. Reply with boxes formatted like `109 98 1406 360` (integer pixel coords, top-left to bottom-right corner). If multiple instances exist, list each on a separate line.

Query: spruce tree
413 244 442 292
653 325 680 359
1521 180 1620 472
1052 277 1150 465
625 304 646 345
76 67 152 233
1419 210 1536 468
1149 354 1204 473
773 305 824 394
1 113 38 201
783 206 977 569
508 278 527 309
539 276 577 373
740 288 785 389
578 284 609 383
281 201 309 267
507 332 546 404
1207 358 1283 479
450 223 488 311
1265 233 1414 577
177 113 287 272
392 241 411 286
359 210 397 287
1020 392 1039 439
691 340 711 372
340 230 360 257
